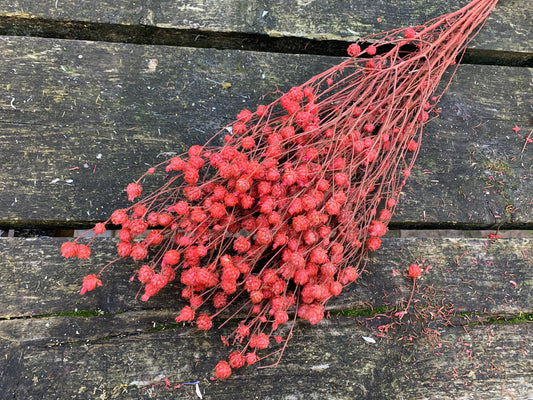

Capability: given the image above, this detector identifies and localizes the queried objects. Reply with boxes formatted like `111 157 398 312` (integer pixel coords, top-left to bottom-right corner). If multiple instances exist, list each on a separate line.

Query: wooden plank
0 0 530 54
0 312 531 399
0 36 531 226
1 237 531 319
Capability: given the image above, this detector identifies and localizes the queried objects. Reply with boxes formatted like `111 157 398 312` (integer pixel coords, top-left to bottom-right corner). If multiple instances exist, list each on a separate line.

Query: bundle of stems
61 0 498 379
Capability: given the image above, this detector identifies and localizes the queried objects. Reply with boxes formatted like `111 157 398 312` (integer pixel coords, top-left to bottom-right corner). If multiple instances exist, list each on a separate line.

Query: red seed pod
249 333 270 349
212 292 228 309
235 177 251 193
249 290 263 304
237 109 252 123
196 313 213 331
126 183 142 201
347 43 361 57
61 242 77 258
94 223 106 235
255 227 273 246
76 244 91 259
241 136 256 150
325 199 341 215
404 27 416 39
256 104 267 117
339 266 359 285
228 351 246 369
407 264 422 279
329 281 343 296
366 236 382 251
80 274 102 295
368 220 387 237
245 352 259 365
376 208 389 221
111 209 128 226
162 249 180 266
116 241 133 258
166 156 186 171
209 202 226 219
129 219 148 235
215 361 232 380
175 306 195 323
138 265 155 284
232 121 247 135
130 244 148 261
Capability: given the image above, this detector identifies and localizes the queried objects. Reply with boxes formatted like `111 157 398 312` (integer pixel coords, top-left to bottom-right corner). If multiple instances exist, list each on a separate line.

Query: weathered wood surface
0 1 531 398
1 237 531 319
1 311 531 399
0 0 531 56
0 36 531 226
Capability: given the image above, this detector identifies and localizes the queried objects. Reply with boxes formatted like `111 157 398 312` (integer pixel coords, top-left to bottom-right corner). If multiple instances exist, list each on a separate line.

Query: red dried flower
175 306 195 322
228 351 245 369
138 264 155 284
233 236 251 254
215 361 232 380
337 267 357 285
162 250 180 266
249 333 270 349
61 242 77 258
80 274 102 295
111 209 128 226
232 121 247 135
347 43 361 57
325 199 341 215
129 219 148 235
126 183 143 201
407 264 422 279
368 220 387 237
145 230 163 246
245 352 259 365
76 244 91 259
116 241 133 258
94 223 106 235
404 27 416 39
366 237 381 251
256 104 267 117
196 313 213 331
130 243 148 261
65 0 499 375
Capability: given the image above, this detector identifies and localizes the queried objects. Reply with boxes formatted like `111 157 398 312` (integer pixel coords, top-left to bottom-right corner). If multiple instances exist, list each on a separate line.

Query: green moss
485 159 512 176
32 309 106 318
458 311 533 325
486 313 533 324
150 322 178 331
331 306 392 318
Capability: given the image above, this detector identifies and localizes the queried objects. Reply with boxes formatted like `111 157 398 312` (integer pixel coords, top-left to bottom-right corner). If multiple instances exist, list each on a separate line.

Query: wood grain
1 2 531 399
0 0 530 54
1 311 531 399
0 36 531 226
1 237 530 319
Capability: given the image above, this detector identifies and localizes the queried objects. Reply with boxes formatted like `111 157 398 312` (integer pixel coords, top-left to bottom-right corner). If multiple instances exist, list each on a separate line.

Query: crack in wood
0 15 531 67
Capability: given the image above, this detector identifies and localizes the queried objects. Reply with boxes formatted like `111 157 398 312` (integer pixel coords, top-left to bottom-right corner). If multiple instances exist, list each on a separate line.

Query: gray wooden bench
1 1 532 398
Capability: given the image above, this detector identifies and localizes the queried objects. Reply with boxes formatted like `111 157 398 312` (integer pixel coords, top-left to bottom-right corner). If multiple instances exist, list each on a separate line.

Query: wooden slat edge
1 314 531 399
0 0 530 54
0 37 531 225
1 237 530 318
